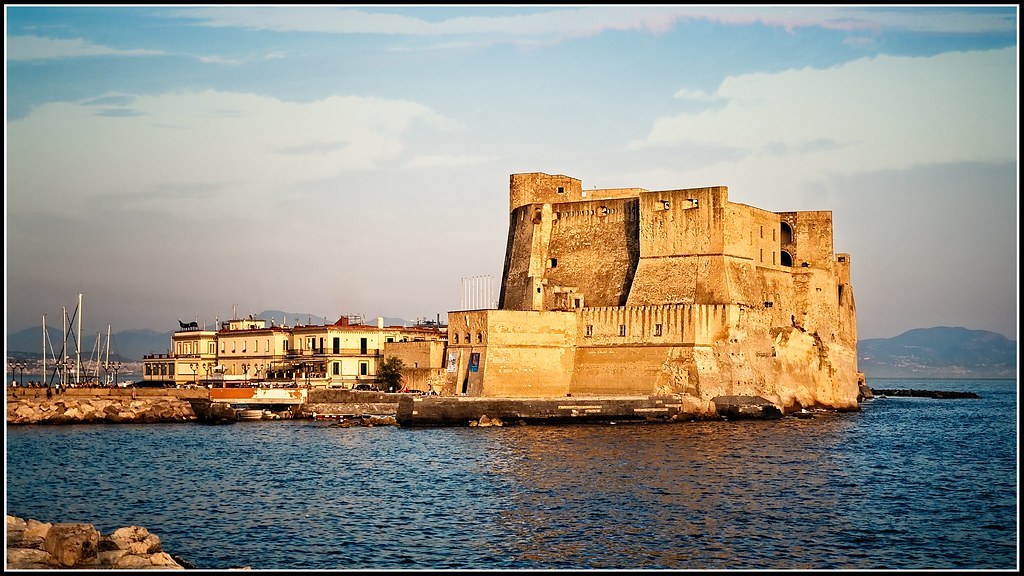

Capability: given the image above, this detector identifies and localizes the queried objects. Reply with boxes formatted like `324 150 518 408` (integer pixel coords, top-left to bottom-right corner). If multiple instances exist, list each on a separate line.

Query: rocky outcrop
186 398 240 424
6 397 196 425
327 415 398 427
6 515 186 570
712 395 784 420
470 414 505 427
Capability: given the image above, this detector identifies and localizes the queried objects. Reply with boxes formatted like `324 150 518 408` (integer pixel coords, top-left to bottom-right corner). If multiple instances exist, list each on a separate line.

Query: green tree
377 356 405 393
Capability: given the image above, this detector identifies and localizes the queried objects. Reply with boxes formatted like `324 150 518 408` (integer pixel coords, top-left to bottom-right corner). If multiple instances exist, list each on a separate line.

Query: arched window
780 222 793 244
781 251 793 267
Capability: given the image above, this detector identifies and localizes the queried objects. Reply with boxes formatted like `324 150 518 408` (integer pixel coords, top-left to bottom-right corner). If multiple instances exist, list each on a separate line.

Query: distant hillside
858 327 1016 379
7 311 417 361
8 320 1015 373
5 326 168 362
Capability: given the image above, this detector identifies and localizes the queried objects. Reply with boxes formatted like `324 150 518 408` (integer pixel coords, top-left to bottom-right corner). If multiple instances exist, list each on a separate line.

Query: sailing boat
42 293 121 388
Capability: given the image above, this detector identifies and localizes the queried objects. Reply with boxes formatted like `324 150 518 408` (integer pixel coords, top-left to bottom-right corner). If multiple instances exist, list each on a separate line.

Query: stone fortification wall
455 172 863 412
782 210 835 268
503 173 649 311
510 172 583 210
447 310 576 397
500 204 541 310
445 304 858 410
385 340 448 393
6 395 196 425
544 197 640 308
509 172 646 210
637 187 728 258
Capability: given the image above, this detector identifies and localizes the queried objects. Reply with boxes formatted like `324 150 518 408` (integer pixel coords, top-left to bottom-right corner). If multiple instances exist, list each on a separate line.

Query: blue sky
4 5 1018 341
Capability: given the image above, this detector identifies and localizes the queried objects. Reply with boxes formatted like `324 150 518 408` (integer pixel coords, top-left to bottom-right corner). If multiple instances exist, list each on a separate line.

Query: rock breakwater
6 396 196 425
6 515 188 570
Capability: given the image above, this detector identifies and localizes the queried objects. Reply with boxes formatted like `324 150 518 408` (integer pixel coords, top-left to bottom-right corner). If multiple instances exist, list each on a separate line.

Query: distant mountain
6 311 417 361
8 320 1015 374
858 327 1016 379
5 326 142 363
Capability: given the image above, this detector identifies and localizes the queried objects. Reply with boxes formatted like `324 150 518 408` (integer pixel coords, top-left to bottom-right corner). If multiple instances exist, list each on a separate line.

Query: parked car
352 384 374 391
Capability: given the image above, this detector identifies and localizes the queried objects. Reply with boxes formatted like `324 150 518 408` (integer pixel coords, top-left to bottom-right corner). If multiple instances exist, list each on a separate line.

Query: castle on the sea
443 172 861 411
146 171 860 411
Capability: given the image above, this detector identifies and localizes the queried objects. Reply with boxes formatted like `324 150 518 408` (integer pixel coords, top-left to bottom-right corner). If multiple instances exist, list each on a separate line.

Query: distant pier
869 388 980 399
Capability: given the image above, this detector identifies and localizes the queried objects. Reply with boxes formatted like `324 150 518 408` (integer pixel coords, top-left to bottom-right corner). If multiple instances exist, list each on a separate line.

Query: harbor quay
6 384 806 426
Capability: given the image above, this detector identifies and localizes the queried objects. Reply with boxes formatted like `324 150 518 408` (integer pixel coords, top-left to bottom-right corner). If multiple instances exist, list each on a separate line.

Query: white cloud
673 88 718 102
628 47 1016 192
198 55 244 65
165 6 1015 37
6 35 165 61
404 154 496 169
6 91 461 218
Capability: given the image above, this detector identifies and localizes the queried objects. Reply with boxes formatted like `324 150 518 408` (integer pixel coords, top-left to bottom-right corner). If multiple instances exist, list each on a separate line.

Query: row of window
216 337 374 355
145 361 370 378
175 341 217 356
452 332 483 344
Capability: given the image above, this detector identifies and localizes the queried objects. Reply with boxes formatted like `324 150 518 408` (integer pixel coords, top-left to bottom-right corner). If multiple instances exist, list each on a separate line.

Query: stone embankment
6 515 189 570
300 389 400 420
326 415 398 427
6 396 196 425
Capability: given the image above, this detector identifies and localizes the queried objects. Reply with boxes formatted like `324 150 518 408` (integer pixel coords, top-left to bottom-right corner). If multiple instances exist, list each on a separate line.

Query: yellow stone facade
143 316 446 389
446 172 860 411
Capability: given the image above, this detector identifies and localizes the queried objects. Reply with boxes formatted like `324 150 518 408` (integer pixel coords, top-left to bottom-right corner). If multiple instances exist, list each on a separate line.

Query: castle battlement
449 173 860 411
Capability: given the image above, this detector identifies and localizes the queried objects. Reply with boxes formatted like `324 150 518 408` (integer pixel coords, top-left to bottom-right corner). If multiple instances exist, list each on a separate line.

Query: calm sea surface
5 378 1018 570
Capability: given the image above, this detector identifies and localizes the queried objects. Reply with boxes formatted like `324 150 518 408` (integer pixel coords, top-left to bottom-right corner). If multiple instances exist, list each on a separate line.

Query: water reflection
480 417 859 569
5 380 1016 570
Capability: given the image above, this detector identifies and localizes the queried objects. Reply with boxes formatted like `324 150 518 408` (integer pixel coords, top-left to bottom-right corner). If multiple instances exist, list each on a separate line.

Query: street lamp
190 363 198 386
110 361 122 388
204 363 212 385
242 363 250 386
61 358 76 387
13 361 26 387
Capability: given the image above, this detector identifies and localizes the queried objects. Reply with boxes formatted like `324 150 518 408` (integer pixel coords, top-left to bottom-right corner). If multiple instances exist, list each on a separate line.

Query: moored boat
236 408 264 421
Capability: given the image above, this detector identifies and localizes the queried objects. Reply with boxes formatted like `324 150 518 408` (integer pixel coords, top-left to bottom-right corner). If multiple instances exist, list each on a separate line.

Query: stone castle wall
449 172 861 412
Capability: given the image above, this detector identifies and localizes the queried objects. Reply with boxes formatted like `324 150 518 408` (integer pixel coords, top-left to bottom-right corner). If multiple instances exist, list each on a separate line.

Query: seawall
396 394 723 426
6 393 197 425
7 388 802 426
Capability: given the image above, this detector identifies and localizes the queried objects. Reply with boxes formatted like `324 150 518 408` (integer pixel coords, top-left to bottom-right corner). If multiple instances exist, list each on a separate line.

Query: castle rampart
451 172 861 412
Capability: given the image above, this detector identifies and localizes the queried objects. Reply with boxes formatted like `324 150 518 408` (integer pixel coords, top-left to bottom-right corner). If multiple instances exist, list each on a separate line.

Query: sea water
4 378 1017 570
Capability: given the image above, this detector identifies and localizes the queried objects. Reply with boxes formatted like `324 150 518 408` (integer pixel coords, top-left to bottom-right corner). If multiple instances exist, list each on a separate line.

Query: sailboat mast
76 293 82 385
42 314 46 385
62 306 68 386
94 332 102 383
